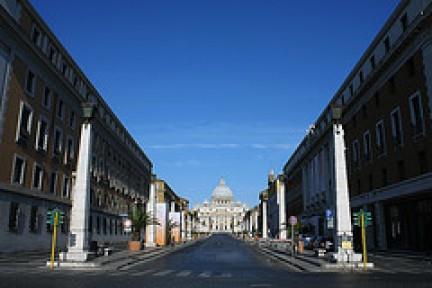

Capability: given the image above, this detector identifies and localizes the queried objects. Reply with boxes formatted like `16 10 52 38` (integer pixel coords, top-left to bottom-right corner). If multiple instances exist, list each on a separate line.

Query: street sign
325 209 333 219
124 219 132 233
288 216 297 226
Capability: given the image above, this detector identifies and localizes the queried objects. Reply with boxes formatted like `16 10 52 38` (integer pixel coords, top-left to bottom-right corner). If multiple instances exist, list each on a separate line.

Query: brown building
0 0 152 252
282 0 432 251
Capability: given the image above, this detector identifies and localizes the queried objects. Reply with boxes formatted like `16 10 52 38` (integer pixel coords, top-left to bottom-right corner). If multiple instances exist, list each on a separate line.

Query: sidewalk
248 239 432 273
0 239 201 271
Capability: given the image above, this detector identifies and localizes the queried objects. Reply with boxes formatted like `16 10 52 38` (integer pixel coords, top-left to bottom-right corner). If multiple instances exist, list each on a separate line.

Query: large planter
128 240 142 251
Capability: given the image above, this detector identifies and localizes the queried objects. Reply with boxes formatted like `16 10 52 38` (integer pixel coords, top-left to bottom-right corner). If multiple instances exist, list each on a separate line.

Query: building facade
0 0 152 252
194 178 247 234
281 0 432 251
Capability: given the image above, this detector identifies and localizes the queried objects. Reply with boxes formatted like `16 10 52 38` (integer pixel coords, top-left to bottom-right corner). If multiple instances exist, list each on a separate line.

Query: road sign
124 219 132 233
325 209 333 219
288 216 297 226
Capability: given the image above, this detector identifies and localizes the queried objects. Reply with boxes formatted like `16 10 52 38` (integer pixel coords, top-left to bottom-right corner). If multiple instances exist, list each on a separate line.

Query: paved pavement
0 234 431 288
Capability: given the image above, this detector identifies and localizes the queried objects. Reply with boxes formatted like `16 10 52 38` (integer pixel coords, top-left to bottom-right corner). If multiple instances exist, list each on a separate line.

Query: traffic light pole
50 212 59 270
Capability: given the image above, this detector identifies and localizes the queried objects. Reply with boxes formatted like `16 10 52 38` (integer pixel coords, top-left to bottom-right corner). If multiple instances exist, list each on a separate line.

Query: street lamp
81 102 96 123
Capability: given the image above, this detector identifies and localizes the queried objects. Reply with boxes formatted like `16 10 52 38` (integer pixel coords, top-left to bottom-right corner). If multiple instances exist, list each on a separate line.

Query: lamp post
66 101 95 262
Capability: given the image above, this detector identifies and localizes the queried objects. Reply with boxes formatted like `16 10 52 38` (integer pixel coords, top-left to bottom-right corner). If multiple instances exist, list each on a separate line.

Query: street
1 234 431 288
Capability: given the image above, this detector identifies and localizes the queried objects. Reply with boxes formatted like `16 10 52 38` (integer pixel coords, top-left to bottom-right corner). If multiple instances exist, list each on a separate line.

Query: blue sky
31 0 399 207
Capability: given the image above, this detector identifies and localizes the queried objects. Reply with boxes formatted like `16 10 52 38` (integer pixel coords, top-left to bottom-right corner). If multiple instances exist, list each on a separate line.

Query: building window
97 216 101 234
69 111 76 129
65 136 75 163
49 172 57 194
363 131 371 161
31 24 42 47
57 99 64 120
62 176 71 198
8 202 20 232
12 155 26 185
29 206 38 233
48 44 57 64
103 217 107 235
35 117 49 151
384 36 391 54
370 55 376 69
375 120 386 156
391 107 403 146
359 71 364 84
53 127 63 155
61 60 68 77
349 84 354 97
16 102 33 142
42 86 52 109
32 163 43 190
400 13 408 32
89 216 93 233
25 69 36 96
409 92 424 136
352 140 360 168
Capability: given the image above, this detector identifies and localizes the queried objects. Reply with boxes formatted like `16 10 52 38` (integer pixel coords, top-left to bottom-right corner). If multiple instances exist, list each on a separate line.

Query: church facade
193 178 247 234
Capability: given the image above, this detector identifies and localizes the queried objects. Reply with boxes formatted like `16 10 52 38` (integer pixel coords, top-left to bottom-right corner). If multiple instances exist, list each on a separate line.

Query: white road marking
250 284 272 287
220 272 232 278
198 271 212 278
176 270 192 277
130 269 155 276
153 269 174 276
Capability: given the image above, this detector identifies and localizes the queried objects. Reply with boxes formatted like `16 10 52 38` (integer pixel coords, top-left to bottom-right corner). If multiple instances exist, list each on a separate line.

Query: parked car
312 236 334 252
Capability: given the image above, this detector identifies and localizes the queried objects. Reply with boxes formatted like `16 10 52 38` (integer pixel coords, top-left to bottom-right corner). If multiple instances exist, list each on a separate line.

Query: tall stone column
261 191 269 239
187 214 192 240
181 209 186 241
66 104 94 262
332 121 358 262
145 180 156 247
277 178 287 240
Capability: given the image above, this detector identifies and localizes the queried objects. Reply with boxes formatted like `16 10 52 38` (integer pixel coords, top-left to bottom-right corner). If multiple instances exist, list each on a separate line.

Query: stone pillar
262 200 268 239
374 201 387 250
66 120 92 262
181 209 186 241
332 123 357 261
187 214 192 240
145 181 156 247
170 201 175 212
277 178 287 240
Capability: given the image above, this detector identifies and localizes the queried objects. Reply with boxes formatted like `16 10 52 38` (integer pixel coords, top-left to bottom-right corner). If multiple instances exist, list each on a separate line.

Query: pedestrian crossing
0 267 239 279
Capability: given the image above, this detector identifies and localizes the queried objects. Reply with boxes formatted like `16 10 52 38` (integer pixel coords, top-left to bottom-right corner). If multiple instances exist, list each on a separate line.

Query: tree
129 204 158 241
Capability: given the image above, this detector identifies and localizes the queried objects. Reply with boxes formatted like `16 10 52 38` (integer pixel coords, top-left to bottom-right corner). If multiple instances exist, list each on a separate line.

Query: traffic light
365 212 373 226
352 212 360 227
46 210 53 225
59 211 65 225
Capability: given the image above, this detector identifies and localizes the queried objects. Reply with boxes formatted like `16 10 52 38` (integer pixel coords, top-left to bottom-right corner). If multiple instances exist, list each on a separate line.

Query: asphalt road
1 234 431 288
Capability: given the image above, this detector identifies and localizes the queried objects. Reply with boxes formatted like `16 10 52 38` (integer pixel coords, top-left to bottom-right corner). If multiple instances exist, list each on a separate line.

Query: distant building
193 178 247 234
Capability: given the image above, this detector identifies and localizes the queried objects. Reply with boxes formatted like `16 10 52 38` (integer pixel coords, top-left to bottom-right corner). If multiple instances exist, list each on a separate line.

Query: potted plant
128 204 155 251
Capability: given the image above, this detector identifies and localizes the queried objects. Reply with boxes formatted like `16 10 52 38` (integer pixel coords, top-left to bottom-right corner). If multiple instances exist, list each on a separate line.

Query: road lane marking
250 284 272 287
153 269 174 276
176 270 192 277
198 271 212 278
130 269 155 276
220 272 232 278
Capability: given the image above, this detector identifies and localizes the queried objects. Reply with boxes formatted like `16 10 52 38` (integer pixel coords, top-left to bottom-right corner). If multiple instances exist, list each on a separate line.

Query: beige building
193 178 247 234
0 0 152 252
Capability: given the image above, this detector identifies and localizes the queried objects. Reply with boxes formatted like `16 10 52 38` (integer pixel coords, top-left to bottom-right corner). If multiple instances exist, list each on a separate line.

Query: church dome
212 178 233 199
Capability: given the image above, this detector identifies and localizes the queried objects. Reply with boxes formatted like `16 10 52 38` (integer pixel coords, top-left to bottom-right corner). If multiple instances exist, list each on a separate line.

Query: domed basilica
193 178 248 234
